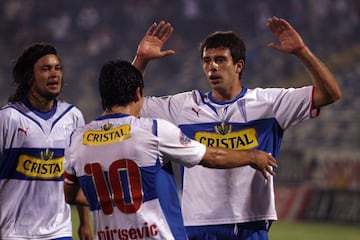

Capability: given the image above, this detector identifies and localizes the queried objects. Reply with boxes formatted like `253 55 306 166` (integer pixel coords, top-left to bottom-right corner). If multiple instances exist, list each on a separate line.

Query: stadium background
1 0 359 237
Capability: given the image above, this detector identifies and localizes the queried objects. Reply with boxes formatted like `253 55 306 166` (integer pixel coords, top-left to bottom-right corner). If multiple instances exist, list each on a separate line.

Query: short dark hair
99 59 144 110
200 31 246 77
9 43 58 102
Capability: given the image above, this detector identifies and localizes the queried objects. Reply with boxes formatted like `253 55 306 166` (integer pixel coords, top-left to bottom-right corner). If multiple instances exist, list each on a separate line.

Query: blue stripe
179 118 283 157
51 104 74 129
152 119 158 136
156 163 187 239
2 105 44 131
0 147 65 181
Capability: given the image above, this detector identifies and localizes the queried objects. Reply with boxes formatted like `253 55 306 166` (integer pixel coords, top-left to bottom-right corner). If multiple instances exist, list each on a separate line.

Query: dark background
1 0 359 223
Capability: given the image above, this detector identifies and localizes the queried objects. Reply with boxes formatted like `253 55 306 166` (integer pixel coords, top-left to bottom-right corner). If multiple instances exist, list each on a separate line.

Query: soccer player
63 59 278 240
132 16 342 239
0 43 92 239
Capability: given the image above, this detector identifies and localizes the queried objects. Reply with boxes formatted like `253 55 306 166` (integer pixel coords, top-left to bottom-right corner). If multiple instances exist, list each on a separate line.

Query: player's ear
134 87 142 102
235 60 244 74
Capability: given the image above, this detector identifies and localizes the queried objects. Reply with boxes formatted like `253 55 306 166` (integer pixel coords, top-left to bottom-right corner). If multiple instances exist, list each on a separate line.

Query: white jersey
0 99 84 239
141 86 318 226
64 113 206 240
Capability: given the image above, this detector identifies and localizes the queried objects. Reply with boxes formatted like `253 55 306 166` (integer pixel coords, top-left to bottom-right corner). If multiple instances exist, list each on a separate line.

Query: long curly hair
9 43 58 103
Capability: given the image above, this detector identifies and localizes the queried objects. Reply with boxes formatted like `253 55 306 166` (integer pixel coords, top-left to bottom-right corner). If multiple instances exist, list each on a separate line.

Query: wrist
248 150 256 166
132 55 149 76
292 44 308 56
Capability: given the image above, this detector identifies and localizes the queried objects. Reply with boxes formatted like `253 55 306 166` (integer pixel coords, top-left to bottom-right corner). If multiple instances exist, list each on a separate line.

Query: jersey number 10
84 160 143 215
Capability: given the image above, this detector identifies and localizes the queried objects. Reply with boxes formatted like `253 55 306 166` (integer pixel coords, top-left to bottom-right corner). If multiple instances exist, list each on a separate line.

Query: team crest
179 132 191 145
214 122 232 135
102 123 113 131
40 148 54 161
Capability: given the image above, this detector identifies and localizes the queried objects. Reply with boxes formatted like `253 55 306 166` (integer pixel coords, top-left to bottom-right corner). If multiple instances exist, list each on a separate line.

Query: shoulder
145 90 201 101
168 90 205 105
245 86 313 106
0 102 27 120
245 87 296 99
247 86 312 95
57 99 84 119
154 118 182 137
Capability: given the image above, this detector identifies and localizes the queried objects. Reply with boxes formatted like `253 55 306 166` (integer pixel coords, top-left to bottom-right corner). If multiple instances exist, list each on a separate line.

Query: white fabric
141 86 316 226
0 100 84 239
64 114 206 239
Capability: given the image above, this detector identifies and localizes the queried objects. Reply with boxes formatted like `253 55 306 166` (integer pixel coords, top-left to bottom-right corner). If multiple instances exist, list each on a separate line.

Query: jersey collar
206 87 248 105
96 113 130 121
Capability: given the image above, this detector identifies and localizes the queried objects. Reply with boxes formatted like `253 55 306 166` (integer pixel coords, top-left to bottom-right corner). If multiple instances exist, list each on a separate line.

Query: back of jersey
66 113 175 240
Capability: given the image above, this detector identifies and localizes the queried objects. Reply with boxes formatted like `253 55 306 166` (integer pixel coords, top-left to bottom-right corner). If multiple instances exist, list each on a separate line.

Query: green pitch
269 220 360 240
71 207 360 240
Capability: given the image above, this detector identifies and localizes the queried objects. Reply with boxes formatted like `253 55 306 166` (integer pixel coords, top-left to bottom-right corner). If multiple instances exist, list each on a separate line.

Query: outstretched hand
136 21 175 60
266 16 306 55
132 21 175 75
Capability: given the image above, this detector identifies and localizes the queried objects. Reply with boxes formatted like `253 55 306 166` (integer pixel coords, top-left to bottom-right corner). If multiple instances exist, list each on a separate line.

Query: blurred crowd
0 0 359 150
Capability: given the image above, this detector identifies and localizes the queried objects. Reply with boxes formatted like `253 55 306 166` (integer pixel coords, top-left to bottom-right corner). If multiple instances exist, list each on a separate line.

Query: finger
152 21 166 36
262 169 269 180
267 16 291 34
266 17 280 33
159 24 174 42
278 17 293 30
269 16 285 30
160 49 176 57
266 166 276 176
268 156 278 168
157 22 172 40
269 161 278 168
146 22 158 35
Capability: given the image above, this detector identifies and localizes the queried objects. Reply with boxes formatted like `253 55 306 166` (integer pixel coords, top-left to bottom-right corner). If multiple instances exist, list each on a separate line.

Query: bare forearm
76 204 93 240
200 148 277 169
132 55 148 76
266 16 341 107
200 148 278 179
76 205 90 223
295 46 342 107
201 147 252 168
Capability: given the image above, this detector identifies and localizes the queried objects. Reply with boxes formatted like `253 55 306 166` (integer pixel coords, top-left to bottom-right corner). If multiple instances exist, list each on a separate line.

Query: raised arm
132 21 175 75
200 148 278 180
266 16 341 108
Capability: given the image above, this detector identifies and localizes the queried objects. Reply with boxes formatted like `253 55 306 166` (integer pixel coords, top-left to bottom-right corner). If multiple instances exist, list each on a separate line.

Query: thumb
267 42 281 51
161 49 176 57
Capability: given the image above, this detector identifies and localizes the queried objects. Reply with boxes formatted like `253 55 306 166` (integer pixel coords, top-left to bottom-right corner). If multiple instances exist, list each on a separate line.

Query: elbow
199 160 215 168
327 89 342 105
314 88 342 107
64 192 88 206
330 82 342 102
64 184 78 205
334 89 342 102
64 194 75 205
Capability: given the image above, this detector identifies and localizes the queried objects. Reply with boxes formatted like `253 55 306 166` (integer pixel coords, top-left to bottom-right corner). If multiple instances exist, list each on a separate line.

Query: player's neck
211 85 243 102
27 93 55 112
103 103 139 118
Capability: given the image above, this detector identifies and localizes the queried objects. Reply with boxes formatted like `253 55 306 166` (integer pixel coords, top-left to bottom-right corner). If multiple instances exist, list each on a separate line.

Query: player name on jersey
97 223 158 240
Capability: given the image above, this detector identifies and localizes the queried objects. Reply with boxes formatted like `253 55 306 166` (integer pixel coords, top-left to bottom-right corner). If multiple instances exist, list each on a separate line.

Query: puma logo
191 107 201 117
18 127 29 136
